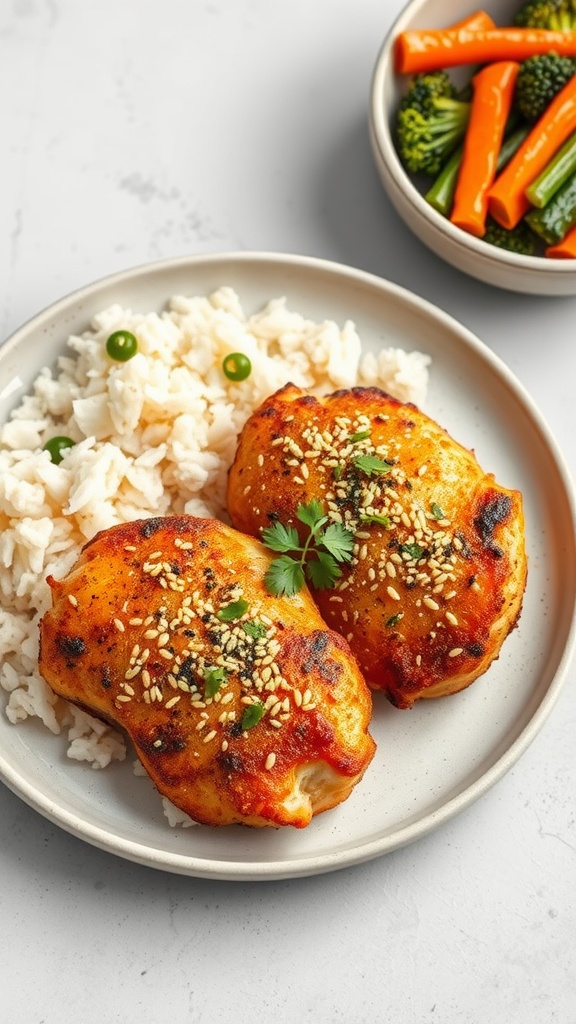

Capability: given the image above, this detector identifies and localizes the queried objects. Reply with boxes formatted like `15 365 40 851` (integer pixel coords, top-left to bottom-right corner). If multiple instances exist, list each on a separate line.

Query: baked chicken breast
227 384 527 709
38 514 375 828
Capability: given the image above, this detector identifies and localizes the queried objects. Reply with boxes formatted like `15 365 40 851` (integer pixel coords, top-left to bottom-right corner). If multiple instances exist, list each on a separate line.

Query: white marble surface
1 2 575 1022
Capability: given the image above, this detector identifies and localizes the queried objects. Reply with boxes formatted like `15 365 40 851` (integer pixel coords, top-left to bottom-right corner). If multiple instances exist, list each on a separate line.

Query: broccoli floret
483 218 538 255
395 71 470 177
516 52 576 121
514 0 576 30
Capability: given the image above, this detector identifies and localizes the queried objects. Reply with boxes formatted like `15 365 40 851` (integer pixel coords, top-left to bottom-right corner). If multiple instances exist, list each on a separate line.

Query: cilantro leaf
296 500 327 534
260 521 300 553
204 665 227 697
264 555 306 597
320 522 354 563
306 550 342 590
349 429 370 443
431 501 445 520
353 455 393 477
217 598 249 621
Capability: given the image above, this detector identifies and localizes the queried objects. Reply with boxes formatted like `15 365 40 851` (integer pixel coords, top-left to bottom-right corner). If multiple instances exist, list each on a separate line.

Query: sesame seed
423 596 440 611
203 730 217 743
116 694 131 703
68 594 78 608
265 752 276 771
448 647 464 658
165 695 181 709
114 618 125 632
445 611 459 626
387 585 401 601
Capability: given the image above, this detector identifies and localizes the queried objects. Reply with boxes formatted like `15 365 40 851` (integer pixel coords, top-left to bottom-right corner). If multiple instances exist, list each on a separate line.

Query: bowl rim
369 0 576 277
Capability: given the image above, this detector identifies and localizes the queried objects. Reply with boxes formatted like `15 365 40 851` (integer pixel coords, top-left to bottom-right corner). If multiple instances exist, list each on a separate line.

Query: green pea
222 352 252 382
106 329 138 361
43 436 74 465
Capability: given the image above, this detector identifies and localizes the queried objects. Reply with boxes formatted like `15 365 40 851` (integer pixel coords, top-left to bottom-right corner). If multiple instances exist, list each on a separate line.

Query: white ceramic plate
1 252 574 880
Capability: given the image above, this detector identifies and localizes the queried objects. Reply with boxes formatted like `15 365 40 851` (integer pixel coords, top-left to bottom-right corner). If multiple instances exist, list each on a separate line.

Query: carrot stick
487 75 576 229
546 222 576 257
450 62 520 237
394 25 576 76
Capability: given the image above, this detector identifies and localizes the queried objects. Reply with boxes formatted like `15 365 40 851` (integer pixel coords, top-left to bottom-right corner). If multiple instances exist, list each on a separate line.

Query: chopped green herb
261 500 354 597
353 455 394 477
385 612 404 628
217 598 249 621
359 513 391 529
204 665 227 697
400 542 425 560
431 501 445 520
349 429 371 443
241 702 265 730
333 465 343 482
242 620 267 640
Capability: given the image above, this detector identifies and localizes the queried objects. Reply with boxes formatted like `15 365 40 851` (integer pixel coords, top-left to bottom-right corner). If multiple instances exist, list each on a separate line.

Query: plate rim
1 250 575 881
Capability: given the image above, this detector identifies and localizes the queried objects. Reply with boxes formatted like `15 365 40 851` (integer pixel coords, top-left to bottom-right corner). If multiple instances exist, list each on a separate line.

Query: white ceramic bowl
370 0 576 294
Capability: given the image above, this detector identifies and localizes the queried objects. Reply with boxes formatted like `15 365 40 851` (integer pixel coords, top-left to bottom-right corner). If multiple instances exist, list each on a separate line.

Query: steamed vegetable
394 25 576 76
514 1 576 31
546 220 576 252
525 131 576 204
450 61 520 237
395 71 470 176
525 168 576 239
483 218 538 253
515 52 576 120
487 72 576 228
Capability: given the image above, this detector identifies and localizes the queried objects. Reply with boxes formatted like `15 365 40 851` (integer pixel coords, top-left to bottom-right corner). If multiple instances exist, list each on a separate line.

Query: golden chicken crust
38 515 375 828
227 384 527 708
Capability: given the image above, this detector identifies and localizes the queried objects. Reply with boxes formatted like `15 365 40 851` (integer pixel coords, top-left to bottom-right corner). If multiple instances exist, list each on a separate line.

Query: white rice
0 286 430 820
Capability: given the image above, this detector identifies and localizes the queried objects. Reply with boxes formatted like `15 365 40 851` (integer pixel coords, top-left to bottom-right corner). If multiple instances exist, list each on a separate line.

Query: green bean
525 169 576 243
526 132 576 209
